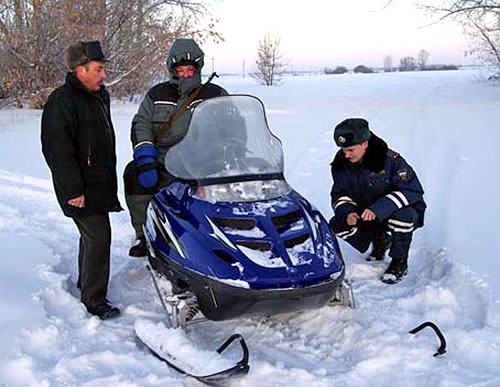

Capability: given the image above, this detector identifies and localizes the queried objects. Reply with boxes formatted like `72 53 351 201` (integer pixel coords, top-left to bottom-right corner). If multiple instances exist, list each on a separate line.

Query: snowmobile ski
135 319 249 384
136 95 355 383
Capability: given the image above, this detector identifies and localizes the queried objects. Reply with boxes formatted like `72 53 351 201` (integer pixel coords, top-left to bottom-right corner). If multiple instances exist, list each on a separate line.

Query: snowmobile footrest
409 321 447 357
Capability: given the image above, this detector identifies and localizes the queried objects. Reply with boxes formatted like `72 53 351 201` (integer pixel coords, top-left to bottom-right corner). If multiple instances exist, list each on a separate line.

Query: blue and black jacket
330 133 426 226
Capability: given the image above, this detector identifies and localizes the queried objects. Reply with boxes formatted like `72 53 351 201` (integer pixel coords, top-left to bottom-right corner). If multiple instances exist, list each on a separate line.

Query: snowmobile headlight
193 179 291 203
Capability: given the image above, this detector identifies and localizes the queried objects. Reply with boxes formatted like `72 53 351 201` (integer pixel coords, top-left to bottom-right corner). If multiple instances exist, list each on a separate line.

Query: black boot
87 302 121 320
381 258 408 284
129 237 147 257
367 232 392 261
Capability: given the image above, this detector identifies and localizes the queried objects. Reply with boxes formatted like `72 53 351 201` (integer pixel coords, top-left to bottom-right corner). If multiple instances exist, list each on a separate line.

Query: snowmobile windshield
164 95 285 185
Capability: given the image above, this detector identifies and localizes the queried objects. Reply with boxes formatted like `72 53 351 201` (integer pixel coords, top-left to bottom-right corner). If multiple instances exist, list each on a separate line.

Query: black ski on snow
140 333 250 385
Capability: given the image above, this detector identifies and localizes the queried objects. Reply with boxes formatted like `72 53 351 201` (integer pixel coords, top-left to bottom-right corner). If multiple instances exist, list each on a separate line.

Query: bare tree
418 1 500 70
399 56 417 71
417 49 430 69
251 33 287 86
383 55 393 72
0 0 221 107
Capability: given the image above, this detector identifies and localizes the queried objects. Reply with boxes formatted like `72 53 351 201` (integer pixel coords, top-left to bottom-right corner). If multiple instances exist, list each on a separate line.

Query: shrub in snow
354 65 374 74
325 66 348 75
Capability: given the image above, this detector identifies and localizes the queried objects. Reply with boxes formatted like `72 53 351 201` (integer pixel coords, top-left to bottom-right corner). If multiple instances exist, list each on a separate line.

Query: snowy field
1 69 500 386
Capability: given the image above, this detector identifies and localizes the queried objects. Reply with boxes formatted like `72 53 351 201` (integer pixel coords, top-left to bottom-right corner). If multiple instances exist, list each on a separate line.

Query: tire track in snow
0 171 189 385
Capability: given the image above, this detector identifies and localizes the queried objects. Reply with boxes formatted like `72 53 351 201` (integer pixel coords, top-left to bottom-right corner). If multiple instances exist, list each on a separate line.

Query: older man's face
342 141 368 163
77 61 106 92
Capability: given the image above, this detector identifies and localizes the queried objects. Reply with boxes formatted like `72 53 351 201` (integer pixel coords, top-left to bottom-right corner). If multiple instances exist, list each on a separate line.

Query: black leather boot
381 258 408 284
129 237 147 257
367 232 392 261
87 303 121 320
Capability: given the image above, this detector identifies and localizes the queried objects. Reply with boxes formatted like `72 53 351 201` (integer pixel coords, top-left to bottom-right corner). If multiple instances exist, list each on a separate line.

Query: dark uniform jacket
130 82 228 161
41 73 122 217
330 133 426 226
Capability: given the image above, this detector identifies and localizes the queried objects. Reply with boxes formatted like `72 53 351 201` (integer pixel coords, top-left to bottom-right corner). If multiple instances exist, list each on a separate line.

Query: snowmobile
135 95 355 383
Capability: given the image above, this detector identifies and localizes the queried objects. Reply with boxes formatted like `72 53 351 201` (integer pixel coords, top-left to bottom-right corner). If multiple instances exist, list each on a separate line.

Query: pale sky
202 0 473 74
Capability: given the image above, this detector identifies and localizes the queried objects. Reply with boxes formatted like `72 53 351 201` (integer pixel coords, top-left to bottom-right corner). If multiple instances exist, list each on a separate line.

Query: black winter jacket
41 73 122 217
330 134 426 226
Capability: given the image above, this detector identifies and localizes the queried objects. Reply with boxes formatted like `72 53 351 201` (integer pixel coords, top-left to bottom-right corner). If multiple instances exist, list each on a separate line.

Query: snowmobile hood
147 181 344 291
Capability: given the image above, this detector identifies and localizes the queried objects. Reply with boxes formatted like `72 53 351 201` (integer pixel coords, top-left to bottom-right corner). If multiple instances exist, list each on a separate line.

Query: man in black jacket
124 38 227 257
41 41 122 319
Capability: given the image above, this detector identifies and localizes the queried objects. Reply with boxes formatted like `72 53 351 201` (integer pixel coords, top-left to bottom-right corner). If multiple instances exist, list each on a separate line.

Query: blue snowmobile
136 95 354 383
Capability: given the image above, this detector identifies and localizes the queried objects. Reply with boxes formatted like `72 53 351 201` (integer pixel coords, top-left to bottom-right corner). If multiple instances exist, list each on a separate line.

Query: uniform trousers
330 206 418 260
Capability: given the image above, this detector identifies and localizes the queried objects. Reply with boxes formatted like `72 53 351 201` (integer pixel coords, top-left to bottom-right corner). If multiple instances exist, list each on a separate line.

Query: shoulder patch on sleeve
387 148 399 159
396 168 411 182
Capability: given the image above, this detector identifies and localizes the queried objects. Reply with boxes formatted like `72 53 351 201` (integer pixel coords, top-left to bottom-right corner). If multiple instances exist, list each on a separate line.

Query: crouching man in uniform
329 118 426 284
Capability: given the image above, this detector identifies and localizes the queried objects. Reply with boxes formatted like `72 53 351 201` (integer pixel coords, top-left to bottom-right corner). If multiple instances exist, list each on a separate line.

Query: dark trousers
330 206 418 260
123 160 172 239
73 212 111 309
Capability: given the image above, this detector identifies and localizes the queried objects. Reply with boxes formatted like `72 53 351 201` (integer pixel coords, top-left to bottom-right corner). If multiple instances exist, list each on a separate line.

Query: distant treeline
324 64 459 75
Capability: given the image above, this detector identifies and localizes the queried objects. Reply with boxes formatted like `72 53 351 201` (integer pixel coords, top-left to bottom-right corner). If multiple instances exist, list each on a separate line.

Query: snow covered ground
1 69 500 386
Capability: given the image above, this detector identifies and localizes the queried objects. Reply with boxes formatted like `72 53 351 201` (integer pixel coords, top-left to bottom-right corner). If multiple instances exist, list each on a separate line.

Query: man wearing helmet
124 38 227 257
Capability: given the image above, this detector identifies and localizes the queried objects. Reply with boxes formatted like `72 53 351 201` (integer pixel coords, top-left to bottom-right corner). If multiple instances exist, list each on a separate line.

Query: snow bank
1 69 500 386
